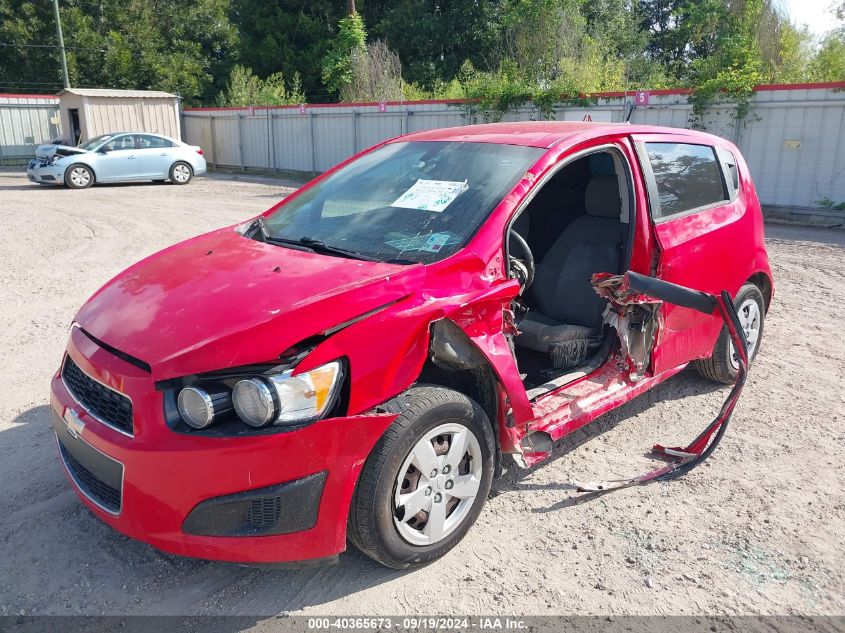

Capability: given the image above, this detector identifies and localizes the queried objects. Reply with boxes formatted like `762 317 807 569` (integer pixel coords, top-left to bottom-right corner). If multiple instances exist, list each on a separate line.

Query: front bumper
27 160 65 184
49 327 397 563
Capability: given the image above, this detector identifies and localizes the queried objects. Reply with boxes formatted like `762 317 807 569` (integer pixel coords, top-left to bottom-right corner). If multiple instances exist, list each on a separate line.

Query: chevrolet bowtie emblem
63 407 85 439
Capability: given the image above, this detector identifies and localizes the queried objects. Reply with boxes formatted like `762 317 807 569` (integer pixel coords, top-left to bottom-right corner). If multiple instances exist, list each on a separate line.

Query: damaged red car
50 121 772 569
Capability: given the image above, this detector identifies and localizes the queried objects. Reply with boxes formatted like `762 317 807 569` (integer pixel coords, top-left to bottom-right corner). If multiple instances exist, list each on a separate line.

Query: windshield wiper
265 235 379 261
297 237 381 261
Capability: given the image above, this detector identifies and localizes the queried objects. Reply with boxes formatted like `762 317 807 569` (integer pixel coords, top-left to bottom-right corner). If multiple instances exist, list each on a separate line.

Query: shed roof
57 88 177 99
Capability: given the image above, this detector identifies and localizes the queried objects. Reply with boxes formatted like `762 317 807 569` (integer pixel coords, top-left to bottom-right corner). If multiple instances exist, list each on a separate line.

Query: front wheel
696 283 765 384
348 386 495 569
169 161 193 185
65 164 94 189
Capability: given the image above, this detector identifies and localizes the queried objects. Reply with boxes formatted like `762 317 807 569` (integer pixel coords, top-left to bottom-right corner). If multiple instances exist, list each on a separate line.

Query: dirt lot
0 170 842 619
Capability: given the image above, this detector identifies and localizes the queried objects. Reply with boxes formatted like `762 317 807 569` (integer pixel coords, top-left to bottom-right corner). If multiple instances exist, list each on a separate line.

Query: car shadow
0 404 410 621
491 366 727 511
0 181 170 192
2 368 724 621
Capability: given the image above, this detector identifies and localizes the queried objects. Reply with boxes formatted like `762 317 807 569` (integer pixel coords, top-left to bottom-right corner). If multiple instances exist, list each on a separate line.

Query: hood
75 228 425 379
35 144 87 159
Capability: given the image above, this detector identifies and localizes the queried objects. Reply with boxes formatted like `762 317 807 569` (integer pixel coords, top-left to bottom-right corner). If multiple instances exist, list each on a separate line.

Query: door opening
508 148 634 395
69 109 81 145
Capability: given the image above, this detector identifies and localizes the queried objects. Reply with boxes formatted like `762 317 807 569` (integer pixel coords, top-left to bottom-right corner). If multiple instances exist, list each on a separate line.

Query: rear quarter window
716 146 740 199
645 142 728 219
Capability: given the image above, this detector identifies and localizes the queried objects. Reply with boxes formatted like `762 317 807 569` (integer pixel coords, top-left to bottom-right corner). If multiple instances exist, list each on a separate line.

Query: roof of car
397 121 706 148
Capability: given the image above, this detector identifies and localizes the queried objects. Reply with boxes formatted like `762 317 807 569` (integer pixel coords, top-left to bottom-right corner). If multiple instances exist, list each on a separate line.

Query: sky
779 0 840 36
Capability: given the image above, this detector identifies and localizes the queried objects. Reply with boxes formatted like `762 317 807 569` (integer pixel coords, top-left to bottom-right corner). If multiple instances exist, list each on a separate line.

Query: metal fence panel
180 86 845 209
271 113 313 172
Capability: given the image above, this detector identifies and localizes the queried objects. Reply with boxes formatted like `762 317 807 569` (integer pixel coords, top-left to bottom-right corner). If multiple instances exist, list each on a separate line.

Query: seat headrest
589 153 616 177
585 175 622 218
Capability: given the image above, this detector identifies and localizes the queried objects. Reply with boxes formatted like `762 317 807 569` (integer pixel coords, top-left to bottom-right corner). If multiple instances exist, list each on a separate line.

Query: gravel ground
0 170 842 618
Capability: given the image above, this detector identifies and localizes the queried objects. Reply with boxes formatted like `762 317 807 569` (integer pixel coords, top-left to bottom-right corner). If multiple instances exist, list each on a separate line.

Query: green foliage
1 0 842 109
230 0 342 102
816 197 845 211
321 12 367 97
687 0 765 128
807 36 845 81
217 65 304 107
360 0 503 90
457 60 595 121
0 0 237 103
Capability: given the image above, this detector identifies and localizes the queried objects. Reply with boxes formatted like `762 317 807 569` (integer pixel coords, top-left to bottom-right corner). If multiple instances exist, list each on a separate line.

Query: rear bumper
49 327 397 563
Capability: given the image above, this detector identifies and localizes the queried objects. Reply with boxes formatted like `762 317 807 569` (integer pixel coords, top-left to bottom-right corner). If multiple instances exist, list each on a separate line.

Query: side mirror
97 147 109 154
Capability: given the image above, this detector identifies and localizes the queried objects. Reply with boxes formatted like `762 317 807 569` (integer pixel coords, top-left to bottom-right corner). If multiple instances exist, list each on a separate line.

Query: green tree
217 64 304 106
808 35 845 81
0 0 237 103
230 0 342 101
321 12 367 96
361 0 503 89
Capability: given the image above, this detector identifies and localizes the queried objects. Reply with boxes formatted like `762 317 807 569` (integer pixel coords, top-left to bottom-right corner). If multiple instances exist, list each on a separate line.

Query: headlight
232 361 343 427
232 378 277 427
177 386 232 429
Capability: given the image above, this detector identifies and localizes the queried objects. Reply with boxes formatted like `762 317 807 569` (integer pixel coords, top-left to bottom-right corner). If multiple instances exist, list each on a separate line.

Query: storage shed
57 88 181 144
0 93 61 163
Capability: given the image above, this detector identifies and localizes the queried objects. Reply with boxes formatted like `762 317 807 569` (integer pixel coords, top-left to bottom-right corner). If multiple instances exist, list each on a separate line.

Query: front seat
516 174 623 370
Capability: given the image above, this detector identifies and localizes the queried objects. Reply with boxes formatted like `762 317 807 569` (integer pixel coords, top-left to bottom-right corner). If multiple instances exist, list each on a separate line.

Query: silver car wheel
172 164 191 183
393 422 483 547
730 297 761 369
69 167 91 187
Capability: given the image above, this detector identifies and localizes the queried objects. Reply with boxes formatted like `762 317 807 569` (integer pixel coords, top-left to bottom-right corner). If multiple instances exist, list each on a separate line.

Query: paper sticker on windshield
420 233 452 252
390 179 468 212
385 232 459 252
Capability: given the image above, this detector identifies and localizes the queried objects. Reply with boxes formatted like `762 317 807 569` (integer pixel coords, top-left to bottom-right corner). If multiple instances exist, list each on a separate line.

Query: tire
348 385 495 569
169 161 193 185
64 164 94 189
695 283 765 384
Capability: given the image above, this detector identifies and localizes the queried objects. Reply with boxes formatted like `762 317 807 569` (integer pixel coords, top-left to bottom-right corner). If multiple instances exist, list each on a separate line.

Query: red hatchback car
50 122 772 569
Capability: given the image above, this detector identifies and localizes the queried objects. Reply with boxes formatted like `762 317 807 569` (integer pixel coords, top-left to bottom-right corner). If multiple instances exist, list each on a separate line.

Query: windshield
263 141 544 264
77 134 113 150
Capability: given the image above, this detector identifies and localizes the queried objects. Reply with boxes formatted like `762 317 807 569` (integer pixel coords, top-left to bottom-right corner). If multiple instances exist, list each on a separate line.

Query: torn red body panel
50 121 773 564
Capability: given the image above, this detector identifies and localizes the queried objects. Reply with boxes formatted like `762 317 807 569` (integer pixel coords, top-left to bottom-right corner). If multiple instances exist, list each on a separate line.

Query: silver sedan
27 133 208 189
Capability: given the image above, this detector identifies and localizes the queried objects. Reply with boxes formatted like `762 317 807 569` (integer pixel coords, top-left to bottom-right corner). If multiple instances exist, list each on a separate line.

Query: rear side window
645 143 727 219
136 134 172 149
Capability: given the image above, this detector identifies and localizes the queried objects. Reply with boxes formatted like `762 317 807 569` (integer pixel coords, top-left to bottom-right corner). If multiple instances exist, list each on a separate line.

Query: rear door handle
128 155 136 159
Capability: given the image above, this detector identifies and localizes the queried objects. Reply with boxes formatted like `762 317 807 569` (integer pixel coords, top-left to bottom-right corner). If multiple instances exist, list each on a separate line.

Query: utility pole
52 0 70 89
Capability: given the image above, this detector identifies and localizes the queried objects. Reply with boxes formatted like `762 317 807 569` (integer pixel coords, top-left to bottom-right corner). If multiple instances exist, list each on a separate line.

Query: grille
245 497 283 530
62 356 134 436
59 442 122 513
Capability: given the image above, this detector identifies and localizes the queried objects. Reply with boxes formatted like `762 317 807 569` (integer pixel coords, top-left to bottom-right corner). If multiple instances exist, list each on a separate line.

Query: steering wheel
508 229 535 291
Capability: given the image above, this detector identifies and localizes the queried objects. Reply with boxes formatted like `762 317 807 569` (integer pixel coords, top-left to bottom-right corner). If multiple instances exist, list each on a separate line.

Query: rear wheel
169 161 193 185
695 283 765 384
65 164 94 189
348 386 495 569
